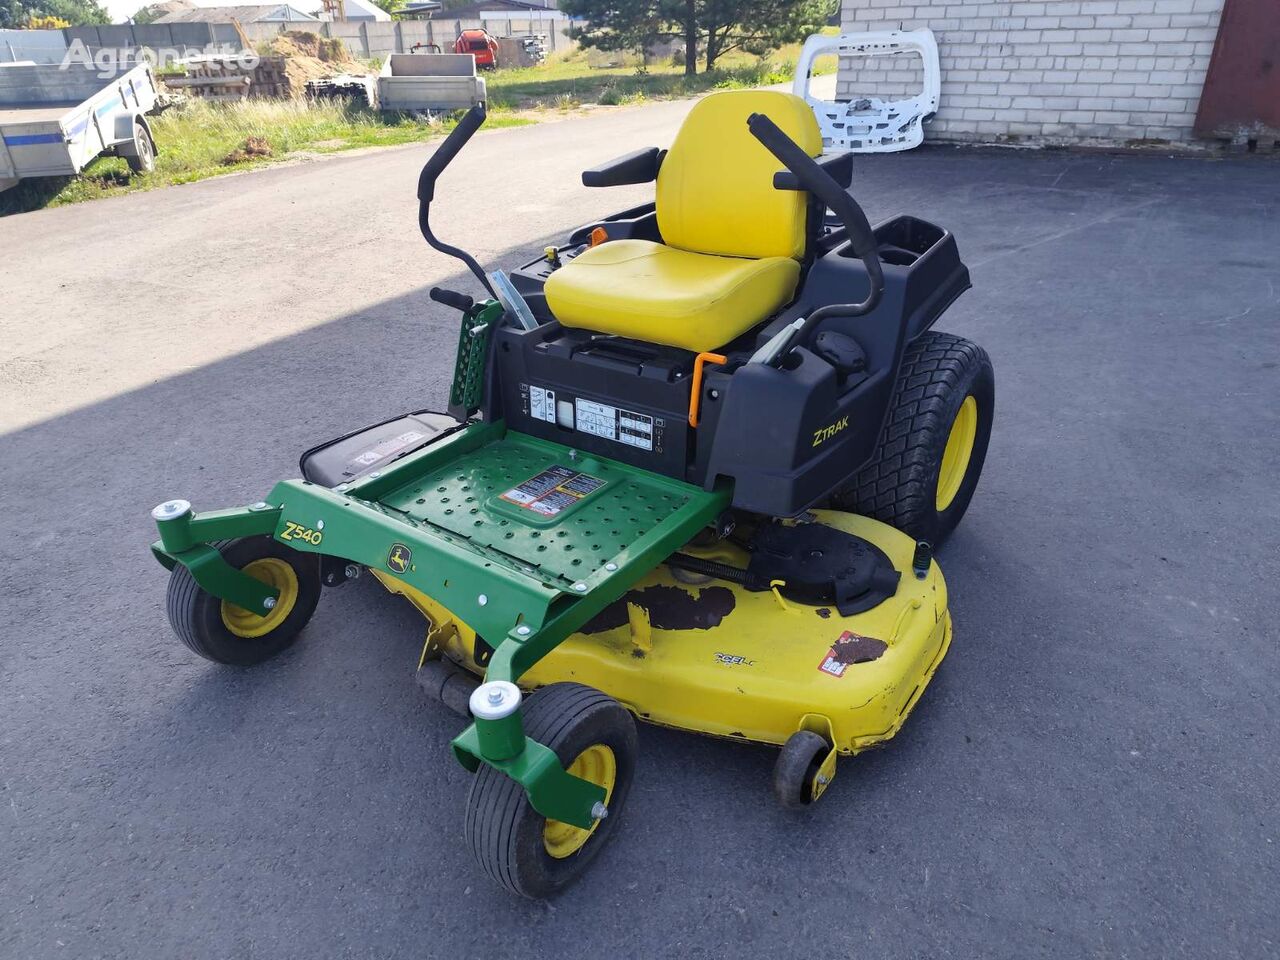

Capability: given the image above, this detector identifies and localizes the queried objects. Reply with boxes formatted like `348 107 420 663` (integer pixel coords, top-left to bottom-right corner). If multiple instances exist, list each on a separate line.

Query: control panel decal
575 398 655 451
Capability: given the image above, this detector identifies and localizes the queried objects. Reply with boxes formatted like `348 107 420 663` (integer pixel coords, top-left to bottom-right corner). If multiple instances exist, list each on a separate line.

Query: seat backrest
656 90 822 262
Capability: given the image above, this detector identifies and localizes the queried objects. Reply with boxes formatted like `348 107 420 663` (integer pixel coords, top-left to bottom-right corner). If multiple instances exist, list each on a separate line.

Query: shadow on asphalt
2 148 1278 959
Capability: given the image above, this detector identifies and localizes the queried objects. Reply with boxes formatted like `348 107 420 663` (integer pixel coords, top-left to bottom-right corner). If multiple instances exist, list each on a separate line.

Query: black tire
773 730 830 809
463 683 638 899
126 121 155 174
165 536 321 666
830 331 994 545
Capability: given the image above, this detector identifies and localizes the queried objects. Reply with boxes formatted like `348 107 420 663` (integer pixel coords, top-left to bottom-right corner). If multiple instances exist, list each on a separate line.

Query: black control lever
417 104 495 298
429 286 475 314
747 113 885 360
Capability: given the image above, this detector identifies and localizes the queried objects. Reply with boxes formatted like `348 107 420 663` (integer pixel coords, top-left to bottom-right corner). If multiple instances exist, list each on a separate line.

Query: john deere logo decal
387 543 411 573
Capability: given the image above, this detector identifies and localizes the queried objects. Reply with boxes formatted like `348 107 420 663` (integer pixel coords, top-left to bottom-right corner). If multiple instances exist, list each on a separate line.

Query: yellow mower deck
375 510 950 755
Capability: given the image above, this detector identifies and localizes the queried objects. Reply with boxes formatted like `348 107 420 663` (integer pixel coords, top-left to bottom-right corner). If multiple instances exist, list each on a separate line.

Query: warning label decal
817 630 889 677
499 465 606 517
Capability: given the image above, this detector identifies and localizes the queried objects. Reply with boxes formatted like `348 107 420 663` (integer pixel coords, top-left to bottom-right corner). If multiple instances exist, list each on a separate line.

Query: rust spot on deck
581 584 736 633
829 630 888 664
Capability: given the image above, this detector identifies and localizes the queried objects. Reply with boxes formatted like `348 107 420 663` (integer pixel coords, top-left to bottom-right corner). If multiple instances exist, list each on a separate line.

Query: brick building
837 0 1227 146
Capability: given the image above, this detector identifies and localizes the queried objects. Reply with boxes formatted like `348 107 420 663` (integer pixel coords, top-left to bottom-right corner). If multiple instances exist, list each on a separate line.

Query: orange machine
455 28 499 69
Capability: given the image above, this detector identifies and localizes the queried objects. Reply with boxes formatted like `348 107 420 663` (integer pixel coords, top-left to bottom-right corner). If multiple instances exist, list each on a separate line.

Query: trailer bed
0 61 159 191
0 105 78 123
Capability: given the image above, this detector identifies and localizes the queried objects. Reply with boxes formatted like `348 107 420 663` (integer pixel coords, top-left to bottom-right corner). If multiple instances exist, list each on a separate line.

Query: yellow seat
542 239 800 354
545 89 822 353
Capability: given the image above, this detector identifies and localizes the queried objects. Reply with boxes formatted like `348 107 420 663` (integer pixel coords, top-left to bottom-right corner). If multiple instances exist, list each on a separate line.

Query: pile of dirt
222 136 273 166
262 31 368 99
269 31 356 65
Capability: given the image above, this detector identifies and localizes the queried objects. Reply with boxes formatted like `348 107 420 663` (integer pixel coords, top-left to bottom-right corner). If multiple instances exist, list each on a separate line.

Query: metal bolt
591 802 609 820
250 501 269 511
516 625 531 637
337 483 349 491
369 471 381 479
263 596 277 610
316 520 325 531
816 774 829 785
568 450 577 460
469 680 521 720
478 594 488 606
572 582 587 593
605 562 618 572
344 564 361 580
151 499 191 520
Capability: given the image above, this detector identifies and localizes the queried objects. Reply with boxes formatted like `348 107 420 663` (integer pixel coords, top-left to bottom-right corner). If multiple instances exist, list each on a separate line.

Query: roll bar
417 104 495 298
746 113 885 362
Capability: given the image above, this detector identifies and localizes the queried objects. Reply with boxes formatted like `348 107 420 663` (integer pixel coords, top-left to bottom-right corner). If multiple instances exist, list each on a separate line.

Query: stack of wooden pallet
161 55 323 102
162 57 254 102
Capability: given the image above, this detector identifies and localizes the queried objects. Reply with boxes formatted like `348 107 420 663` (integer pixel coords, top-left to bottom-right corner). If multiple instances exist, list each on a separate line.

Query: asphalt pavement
1 99 1277 959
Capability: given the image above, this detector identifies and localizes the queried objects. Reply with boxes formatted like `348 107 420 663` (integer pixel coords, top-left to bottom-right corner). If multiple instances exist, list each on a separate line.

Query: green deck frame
153 420 729 827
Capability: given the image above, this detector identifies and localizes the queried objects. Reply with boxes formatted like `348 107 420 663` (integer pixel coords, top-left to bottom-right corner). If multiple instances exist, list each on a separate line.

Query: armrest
772 152 853 191
582 147 663 187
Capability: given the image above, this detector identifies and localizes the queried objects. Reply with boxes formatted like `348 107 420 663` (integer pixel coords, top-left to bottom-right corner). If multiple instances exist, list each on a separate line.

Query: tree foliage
0 0 109 28
560 0 832 75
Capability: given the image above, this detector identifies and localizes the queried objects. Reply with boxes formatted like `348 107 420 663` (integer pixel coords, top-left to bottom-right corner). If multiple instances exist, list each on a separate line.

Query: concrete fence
0 18 575 65
242 18 574 59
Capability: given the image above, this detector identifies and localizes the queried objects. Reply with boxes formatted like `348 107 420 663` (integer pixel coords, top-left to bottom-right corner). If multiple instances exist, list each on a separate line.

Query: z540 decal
280 521 323 546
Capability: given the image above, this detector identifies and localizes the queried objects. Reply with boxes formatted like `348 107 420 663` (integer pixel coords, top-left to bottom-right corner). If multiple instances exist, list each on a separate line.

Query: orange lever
688 352 727 428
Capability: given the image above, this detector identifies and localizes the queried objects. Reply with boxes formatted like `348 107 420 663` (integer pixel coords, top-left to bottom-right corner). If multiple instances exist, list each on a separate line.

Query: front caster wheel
463 683 638 899
165 536 321 666
773 730 831 809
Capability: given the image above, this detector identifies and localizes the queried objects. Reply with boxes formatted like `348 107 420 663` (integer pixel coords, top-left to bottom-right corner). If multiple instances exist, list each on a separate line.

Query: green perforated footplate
378 433 706 588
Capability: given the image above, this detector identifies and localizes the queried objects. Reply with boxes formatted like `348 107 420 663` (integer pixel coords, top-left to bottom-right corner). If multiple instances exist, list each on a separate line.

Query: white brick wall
837 0 1225 145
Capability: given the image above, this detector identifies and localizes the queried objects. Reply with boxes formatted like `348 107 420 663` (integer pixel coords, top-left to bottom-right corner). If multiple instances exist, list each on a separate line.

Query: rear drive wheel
829 331 994 545
165 536 320 665
463 683 637 898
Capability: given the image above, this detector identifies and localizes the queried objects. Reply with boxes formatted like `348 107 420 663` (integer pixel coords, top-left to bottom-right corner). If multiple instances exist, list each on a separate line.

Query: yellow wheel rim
543 745 616 859
220 558 299 639
936 395 978 511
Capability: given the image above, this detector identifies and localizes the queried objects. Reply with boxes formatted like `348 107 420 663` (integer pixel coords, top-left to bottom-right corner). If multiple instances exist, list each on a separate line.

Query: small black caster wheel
463 682 637 899
773 730 832 809
165 536 321 666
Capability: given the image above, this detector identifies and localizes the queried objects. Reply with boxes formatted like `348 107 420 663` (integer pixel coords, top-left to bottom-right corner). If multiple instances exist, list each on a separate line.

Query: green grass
486 38 835 111
0 98 529 215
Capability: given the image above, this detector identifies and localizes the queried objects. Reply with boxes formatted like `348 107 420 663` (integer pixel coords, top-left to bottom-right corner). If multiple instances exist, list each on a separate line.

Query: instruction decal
528 385 556 424
817 630 889 677
348 431 427 471
575 398 655 451
500 465 606 517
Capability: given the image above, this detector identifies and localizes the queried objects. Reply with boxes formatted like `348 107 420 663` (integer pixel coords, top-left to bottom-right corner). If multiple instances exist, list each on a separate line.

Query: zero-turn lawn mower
150 90 994 898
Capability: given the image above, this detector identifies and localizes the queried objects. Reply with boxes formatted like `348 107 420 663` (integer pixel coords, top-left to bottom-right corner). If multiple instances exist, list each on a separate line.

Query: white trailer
0 60 160 193
378 54 486 113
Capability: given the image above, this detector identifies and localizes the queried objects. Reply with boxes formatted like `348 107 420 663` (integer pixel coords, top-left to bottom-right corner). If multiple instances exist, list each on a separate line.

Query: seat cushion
657 90 823 261
544 239 801 354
